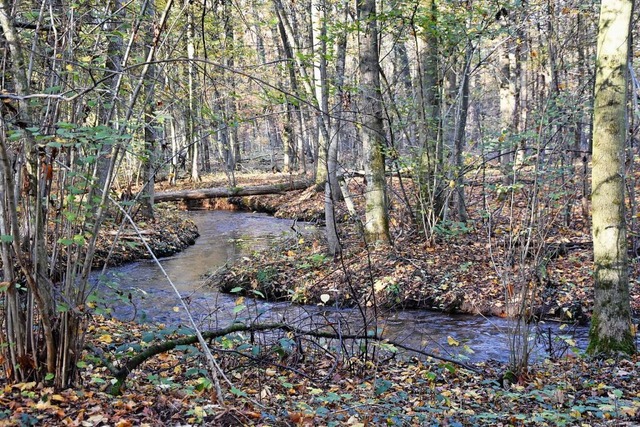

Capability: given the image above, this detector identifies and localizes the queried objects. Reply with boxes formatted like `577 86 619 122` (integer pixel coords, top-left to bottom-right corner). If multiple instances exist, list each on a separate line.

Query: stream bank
92 206 199 268
98 209 591 363
116 172 638 325
200 180 603 324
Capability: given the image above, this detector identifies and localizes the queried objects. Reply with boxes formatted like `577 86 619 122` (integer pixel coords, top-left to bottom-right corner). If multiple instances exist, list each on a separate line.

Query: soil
2 314 638 426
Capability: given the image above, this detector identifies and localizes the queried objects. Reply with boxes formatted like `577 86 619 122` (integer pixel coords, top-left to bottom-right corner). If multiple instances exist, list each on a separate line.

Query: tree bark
140 0 156 220
415 0 444 239
273 16 298 173
588 0 635 355
223 0 239 176
154 180 310 202
311 0 329 186
186 0 200 182
453 41 471 222
496 6 521 181
323 0 349 257
357 0 389 244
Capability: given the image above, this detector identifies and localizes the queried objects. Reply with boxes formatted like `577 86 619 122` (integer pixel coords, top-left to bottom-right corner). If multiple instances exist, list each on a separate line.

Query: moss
587 313 636 356
229 186 243 195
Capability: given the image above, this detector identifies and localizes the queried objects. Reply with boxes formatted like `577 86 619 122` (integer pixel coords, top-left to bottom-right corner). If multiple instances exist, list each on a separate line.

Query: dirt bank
147 172 638 323
93 206 199 268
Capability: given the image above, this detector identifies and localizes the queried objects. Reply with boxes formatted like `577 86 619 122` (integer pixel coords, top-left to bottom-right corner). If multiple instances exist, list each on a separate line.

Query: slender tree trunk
169 118 179 185
320 0 345 256
223 0 238 175
357 0 389 244
497 8 519 180
311 0 331 187
453 42 472 222
415 0 444 238
0 0 57 379
575 12 590 228
330 0 348 159
588 0 635 355
186 0 199 182
272 20 297 173
392 40 414 150
140 0 156 219
0 124 25 381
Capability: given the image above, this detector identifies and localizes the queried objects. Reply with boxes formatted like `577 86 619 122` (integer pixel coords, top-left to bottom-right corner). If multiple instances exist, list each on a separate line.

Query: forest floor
2 315 639 426
3 170 640 426
193 171 639 323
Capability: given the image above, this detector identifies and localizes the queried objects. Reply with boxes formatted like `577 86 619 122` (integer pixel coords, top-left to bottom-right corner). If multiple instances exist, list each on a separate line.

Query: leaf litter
2 172 640 426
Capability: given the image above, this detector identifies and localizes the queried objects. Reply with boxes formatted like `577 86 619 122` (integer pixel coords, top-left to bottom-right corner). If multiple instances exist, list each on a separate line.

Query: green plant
433 220 473 238
256 267 276 285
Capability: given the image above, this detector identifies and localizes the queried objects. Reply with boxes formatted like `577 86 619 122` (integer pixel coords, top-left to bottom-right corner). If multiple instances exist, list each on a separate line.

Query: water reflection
95 210 589 362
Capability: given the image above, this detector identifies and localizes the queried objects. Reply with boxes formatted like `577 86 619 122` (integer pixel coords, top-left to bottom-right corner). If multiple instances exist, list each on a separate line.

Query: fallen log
154 180 310 202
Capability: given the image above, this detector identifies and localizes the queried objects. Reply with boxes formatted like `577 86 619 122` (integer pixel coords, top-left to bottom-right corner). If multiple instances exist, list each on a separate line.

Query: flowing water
96 210 589 363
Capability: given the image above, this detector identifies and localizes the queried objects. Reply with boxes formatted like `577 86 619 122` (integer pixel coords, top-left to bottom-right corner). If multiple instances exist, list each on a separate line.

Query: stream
96 210 590 363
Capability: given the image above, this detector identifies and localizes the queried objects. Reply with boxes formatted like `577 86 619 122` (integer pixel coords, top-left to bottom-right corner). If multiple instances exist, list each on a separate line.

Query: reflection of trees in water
98 211 589 363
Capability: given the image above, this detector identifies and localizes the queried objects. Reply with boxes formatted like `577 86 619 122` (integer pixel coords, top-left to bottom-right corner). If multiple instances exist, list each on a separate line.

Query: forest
0 0 639 424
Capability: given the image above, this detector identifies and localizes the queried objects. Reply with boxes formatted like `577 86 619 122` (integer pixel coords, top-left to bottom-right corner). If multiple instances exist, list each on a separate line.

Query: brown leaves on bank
1 316 639 426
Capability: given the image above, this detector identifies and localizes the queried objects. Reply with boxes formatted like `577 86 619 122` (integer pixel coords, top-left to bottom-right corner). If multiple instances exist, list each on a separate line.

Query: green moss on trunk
587 312 635 356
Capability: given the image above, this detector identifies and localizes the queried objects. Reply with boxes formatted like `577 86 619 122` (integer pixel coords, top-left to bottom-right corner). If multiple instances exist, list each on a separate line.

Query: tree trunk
272 18 298 174
322 0 348 256
140 0 156 220
453 41 472 222
498 10 518 179
154 180 310 202
588 0 635 355
357 0 389 244
416 0 444 239
311 0 331 187
0 130 27 382
186 0 199 182
223 0 239 175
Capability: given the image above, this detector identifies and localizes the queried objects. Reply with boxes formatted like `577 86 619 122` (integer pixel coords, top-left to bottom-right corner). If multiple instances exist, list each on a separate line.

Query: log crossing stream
97 210 589 363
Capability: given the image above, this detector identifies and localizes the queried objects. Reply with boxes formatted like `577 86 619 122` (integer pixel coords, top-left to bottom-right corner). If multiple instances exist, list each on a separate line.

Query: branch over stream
154 180 310 202
101 321 481 395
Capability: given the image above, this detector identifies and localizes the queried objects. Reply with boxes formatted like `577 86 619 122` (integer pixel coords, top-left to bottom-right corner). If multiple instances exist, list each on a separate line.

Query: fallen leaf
447 336 460 346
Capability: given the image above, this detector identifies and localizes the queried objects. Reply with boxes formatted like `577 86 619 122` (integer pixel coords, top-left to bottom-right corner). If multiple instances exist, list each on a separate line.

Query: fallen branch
103 321 481 395
154 180 310 202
